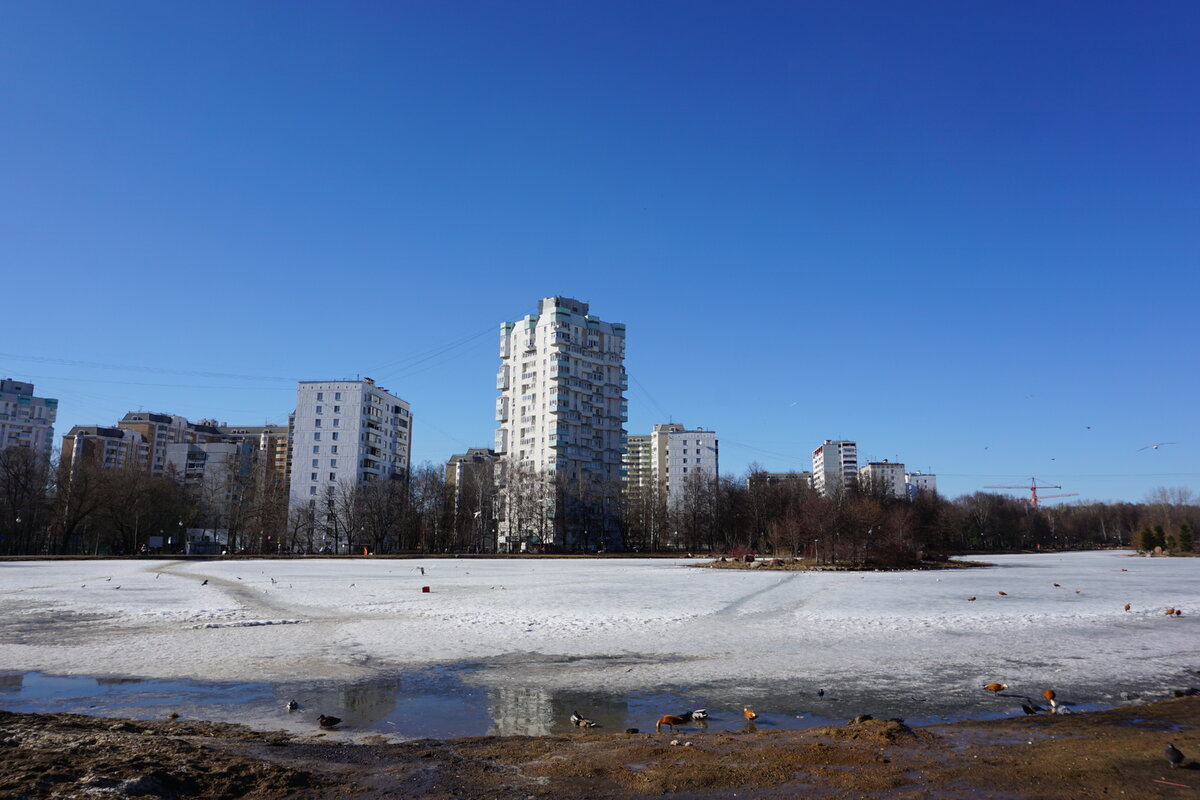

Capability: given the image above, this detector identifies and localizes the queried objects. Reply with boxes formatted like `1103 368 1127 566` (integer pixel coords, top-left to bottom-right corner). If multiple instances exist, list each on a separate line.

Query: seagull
318 714 341 729
286 700 298 712
1139 442 1175 451
1166 742 1185 769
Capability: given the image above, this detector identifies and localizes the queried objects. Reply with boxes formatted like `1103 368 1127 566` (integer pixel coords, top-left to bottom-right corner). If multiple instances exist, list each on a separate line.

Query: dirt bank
2 697 1198 799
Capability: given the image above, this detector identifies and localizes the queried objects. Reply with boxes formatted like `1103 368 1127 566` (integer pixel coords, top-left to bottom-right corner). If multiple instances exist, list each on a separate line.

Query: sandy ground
2 696 1198 799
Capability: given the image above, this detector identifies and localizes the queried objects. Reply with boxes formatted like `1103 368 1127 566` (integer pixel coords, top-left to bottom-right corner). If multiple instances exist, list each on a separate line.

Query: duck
318 714 341 729
1166 742 1185 769
743 707 758 720
682 709 708 721
656 714 687 732
286 699 298 712
1042 689 1057 709
570 711 597 728
983 683 1008 694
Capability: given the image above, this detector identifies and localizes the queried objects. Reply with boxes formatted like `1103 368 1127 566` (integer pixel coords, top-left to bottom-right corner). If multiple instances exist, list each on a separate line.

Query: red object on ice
422 586 430 593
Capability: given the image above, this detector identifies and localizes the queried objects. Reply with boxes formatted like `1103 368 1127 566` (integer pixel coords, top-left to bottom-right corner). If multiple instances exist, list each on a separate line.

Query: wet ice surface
0 551 1197 739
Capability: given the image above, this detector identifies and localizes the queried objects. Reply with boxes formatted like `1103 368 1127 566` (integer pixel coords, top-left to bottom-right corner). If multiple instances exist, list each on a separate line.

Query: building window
331 432 339 440
332 419 339 427
316 392 323 401
312 446 319 454
314 432 320 440
316 406 323 414
312 459 319 467
333 405 340 413
331 445 338 454
330 459 337 467
335 392 341 400
329 472 336 481
314 419 321 427
311 472 317 480
310 486 316 495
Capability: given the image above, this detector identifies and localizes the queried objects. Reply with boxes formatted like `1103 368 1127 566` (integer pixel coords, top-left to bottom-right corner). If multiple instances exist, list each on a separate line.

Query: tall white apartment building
664 427 718 508
905 471 938 499
812 439 858 496
623 423 718 508
495 296 627 551
0 379 58 461
288 379 413 512
858 460 906 498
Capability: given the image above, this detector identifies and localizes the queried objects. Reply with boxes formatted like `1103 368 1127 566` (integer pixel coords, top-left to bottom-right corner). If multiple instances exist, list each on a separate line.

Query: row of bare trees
1 443 1196 559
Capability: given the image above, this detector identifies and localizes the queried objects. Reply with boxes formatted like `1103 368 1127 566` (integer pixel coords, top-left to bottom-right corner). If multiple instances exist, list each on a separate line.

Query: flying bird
1138 442 1175 451
983 683 1008 694
1166 742 1185 769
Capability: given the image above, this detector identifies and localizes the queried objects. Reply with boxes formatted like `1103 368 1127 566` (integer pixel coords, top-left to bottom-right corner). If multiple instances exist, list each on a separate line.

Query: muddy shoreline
3 697 1198 798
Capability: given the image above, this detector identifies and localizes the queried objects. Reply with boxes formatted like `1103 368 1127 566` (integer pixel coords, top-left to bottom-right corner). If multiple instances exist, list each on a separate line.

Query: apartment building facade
812 439 858 496
117 412 223 475
905 471 938 499
858 459 906 498
0 379 58 461
287 379 413 512
494 296 627 551
663 427 718 509
61 426 148 472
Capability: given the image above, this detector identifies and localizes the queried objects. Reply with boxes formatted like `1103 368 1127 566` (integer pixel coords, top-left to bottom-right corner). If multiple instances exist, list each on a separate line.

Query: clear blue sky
2 1 1197 504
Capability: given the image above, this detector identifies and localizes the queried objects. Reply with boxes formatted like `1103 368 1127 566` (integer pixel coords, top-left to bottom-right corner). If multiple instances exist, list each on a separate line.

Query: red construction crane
983 476 1079 507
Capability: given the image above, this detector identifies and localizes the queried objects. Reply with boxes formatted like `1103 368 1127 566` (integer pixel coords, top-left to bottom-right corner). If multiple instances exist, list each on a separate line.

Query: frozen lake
1 551 1197 739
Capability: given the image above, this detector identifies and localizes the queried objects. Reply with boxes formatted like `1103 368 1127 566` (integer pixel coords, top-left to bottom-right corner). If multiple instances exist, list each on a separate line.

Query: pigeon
318 714 341 729
1166 742 1184 768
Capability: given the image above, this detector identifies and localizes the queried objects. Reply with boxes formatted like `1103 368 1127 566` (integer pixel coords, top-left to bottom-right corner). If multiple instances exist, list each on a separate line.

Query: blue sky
2 1 1196 503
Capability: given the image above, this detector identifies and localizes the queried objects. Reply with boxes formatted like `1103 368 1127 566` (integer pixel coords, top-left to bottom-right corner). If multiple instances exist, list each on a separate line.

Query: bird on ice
318 714 341 729
201 579 208 585
1138 442 1175 451
967 596 977 601
1124 603 1131 611
983 683 1008 694
1166 742 1185 768
998 591 1008 596
570 711 597 727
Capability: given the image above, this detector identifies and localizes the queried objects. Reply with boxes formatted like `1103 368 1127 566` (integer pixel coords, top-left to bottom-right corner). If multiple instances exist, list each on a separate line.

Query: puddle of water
0 666 1141 740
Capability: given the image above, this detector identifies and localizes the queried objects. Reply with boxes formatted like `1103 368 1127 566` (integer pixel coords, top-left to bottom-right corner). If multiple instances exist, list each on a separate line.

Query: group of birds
281 698 341 730
983 684 1064 716
966 577 1184 617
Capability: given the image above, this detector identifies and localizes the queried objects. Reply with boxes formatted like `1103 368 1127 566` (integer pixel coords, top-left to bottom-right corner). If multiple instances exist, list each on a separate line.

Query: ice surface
0 551 1197 734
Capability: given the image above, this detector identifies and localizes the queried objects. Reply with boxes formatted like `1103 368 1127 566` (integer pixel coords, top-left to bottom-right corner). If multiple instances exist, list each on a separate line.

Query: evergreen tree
1179 523 1194 553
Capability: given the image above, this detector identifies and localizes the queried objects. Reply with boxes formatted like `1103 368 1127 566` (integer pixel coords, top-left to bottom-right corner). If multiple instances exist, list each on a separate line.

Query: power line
0 353 295 382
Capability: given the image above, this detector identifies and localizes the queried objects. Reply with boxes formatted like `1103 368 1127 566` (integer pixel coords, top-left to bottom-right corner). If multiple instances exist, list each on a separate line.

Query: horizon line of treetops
0 442 1196 559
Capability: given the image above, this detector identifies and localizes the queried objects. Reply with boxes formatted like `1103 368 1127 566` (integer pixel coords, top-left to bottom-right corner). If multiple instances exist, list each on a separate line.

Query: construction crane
983 477 1079 507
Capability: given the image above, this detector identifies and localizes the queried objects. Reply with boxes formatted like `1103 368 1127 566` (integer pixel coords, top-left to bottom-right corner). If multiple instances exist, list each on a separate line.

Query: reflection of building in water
318 679 402 727
487 685 631 736
488 686 556 736
0 673 24 689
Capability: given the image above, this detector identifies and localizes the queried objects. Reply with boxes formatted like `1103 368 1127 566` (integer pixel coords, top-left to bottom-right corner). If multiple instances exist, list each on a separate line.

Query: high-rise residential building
812 439 858 496
117 413 223 475
61 425 148 472
0 379 58 461
623 423 718 503
165 440 254 519
858 460 906 498
287 378 412 512
494 296 627 551
746 471 813 491
905 471 938 499
217 423 291 480
663 426 718 508
446 447 500 551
